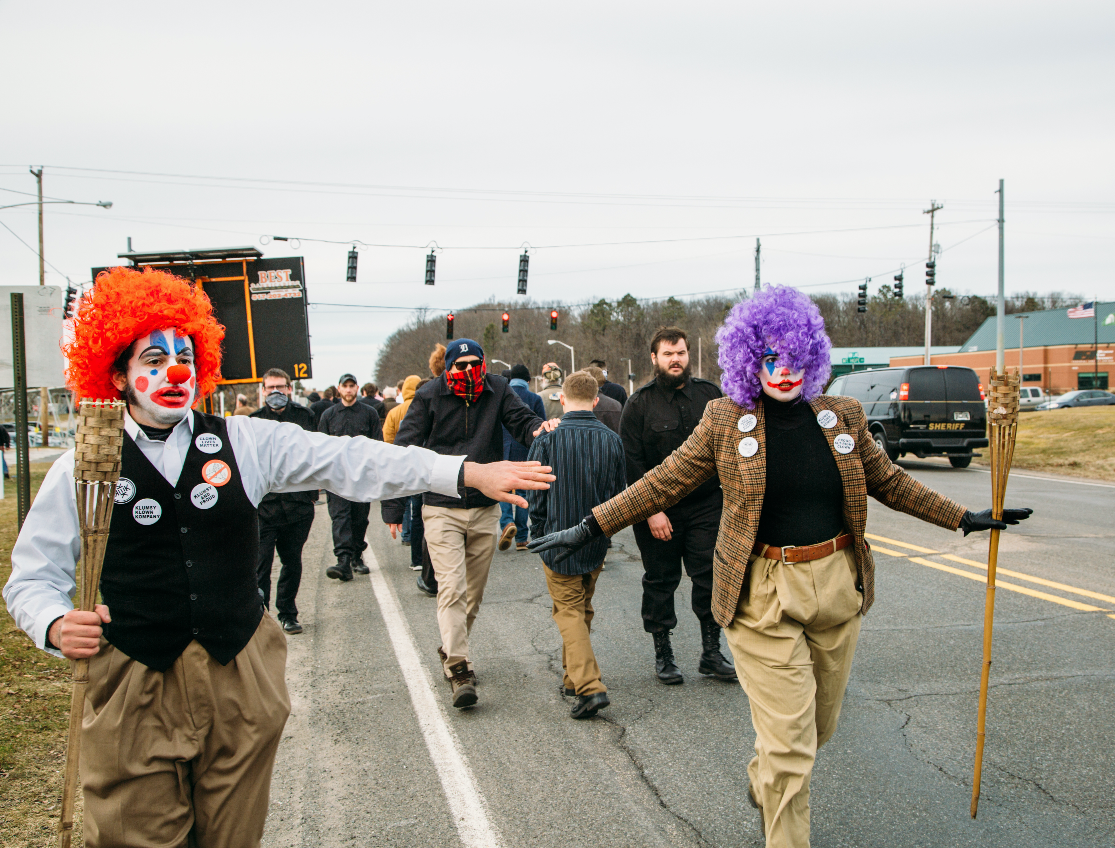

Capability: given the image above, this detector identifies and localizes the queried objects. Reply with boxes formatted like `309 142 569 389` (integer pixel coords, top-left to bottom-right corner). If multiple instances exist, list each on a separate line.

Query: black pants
256 517 314 620
409 495 425 568
327 493 371 559
633 500 721 633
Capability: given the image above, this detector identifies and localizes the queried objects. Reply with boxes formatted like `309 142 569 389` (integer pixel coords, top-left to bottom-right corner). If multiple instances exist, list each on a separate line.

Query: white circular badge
132 498 162 525
114 478 136 504
738 436 758 458
834 434 855 454
191 483 219 510
195 433 223 454
817 410 838 429
737 414 757 433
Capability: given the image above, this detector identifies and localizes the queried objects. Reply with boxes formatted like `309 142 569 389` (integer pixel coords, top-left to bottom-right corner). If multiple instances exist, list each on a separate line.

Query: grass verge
971 405 1115 481
0 461 84 848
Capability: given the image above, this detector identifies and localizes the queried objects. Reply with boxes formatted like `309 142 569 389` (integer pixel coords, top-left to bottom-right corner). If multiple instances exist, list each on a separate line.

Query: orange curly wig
64 266 225 401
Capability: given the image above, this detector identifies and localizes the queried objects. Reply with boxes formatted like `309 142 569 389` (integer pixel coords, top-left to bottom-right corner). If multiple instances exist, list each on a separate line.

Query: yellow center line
907 557 1109 613
866 544 911 558
938 554 1115 606
864 532 939 555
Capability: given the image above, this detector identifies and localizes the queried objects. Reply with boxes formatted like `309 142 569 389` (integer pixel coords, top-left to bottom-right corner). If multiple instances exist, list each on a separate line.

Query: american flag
1067 301 1095 319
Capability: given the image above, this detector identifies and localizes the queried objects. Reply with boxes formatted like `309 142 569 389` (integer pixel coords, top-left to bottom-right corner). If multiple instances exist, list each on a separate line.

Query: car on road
826 365 988 468
1034 389 1115 410
1018 386 1047 410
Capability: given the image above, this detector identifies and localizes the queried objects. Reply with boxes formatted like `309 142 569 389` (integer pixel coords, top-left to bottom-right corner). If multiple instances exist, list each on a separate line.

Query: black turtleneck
754 396 846 547
137 422 175 442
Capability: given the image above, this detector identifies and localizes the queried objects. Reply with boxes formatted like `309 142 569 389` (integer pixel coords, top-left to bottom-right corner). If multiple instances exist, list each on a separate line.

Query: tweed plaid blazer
592 394 967 627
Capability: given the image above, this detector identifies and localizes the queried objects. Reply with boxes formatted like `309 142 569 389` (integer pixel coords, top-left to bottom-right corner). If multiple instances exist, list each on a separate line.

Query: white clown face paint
758 347 805 403
112 328 197 428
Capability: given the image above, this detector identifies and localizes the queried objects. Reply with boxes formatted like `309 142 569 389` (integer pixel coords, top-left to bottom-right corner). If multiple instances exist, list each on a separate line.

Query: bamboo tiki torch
59 399 126 848
970 369 1020 818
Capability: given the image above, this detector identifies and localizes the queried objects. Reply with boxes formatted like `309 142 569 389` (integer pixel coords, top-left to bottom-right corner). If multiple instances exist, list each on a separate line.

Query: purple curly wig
715 285 832 408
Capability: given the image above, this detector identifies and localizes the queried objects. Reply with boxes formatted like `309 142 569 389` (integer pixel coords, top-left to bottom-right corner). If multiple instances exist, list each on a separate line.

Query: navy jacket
502 379 546 462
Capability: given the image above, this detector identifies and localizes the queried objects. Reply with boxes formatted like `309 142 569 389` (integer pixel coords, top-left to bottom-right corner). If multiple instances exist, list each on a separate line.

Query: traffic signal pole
923 201 943 365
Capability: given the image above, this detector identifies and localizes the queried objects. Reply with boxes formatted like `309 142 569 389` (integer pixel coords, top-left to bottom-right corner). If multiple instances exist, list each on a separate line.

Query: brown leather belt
753 533 853 564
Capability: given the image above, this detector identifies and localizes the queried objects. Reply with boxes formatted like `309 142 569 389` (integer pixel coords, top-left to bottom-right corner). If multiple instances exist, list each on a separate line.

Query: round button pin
114 478 136 505
817 409 838 429
195 433 223 454
737 414 757 433
191 483 219 510
132 498 162 525
738 436 758 457
834 434 855 454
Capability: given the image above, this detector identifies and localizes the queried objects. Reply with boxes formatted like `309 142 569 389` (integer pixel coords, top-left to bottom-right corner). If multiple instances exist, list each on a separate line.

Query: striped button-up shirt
527 411 626 575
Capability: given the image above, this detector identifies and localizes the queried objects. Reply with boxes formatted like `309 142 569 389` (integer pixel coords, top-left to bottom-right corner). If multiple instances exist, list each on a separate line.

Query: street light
623 357 634 396
490 359 511 370
0 200 113 211
547 339 575 374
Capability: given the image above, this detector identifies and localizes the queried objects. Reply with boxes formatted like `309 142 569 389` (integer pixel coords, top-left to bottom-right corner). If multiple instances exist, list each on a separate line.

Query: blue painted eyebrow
172 329 187 354
149 329 169 353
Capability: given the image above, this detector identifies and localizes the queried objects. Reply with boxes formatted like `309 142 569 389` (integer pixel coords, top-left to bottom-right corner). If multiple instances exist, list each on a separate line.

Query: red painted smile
152 386 191 408
766 378 804 392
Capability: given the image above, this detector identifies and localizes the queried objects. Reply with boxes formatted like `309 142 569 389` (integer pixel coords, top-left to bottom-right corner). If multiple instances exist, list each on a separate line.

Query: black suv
826 365 988 468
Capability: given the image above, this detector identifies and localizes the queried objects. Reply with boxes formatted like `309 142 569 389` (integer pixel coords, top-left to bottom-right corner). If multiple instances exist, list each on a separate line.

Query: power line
0 219 73 280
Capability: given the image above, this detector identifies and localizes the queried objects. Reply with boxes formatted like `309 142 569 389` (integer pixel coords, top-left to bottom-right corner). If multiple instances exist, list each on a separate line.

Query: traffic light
64 283 78 318
857 280 868 313
425 251 436 286
517 251 529 295
550 309 558 331
446 312 455 340
893 272 904 299
346 248 358 283
502 312 510 333
925 260 936 287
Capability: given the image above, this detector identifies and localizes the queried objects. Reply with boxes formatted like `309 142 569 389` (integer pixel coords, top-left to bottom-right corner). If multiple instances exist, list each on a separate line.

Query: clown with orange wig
4 266 555 847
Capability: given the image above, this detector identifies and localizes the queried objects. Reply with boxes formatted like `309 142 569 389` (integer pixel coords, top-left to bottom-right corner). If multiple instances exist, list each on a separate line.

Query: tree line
374 289 1080 389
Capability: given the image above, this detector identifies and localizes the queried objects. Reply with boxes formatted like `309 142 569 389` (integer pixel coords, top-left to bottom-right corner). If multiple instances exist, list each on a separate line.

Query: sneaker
409 561 422 571
516 542 529 552
570 692 610 719
351 554 370 575
498 523 517 552
447 661 477 709
278 616 303 635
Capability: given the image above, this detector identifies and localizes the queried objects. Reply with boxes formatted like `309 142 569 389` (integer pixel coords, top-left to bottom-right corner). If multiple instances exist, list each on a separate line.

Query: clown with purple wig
532 284 1031 846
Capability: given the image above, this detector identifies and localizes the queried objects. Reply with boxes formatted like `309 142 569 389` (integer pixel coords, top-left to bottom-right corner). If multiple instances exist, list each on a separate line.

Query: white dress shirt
3 410 464 654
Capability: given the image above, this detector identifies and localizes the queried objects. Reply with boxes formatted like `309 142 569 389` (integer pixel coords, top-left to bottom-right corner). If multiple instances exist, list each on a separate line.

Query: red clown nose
166 364 192 385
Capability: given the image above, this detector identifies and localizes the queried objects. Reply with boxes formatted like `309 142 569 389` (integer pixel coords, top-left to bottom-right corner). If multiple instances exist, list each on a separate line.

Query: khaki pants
81 615 290 848
544 564 607 696
423 504 500 676
724 544 863 848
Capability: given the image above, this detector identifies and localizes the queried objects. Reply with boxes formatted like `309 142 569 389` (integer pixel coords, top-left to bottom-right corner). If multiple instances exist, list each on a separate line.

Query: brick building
891 301 1115 394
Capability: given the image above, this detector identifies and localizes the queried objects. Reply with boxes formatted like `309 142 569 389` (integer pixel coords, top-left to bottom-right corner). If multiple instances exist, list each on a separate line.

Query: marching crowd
3 268 1030 848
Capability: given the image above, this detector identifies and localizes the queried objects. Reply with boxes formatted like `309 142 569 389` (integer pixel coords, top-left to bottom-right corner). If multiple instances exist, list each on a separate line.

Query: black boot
327 555 354 582
351 553 370 575
652 630 684 685
698 621 737 681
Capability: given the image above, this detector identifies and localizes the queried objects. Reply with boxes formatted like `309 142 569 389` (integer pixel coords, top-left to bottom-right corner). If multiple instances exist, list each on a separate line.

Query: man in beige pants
384 339 559 708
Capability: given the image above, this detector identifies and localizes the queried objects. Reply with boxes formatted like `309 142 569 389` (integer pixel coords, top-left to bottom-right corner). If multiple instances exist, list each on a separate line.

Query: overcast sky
2 1 1112 387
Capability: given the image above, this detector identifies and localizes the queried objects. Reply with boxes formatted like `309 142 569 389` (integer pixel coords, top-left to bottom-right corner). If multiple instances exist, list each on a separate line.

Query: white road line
365 546 504 848
969 468 1115 489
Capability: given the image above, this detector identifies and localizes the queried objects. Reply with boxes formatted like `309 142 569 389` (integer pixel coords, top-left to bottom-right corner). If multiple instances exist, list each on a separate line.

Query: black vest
100 413 263 671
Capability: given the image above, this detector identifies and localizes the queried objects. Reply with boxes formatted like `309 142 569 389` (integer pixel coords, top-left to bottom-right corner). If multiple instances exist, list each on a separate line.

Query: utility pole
30 167 44 286
29 167 50 447
996 180 1005 374
1016 314 1028 376
923 200 943 365
754 239 761 293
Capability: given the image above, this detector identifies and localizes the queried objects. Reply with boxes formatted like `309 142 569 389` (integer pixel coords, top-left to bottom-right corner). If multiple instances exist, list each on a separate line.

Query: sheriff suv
826 365 988 468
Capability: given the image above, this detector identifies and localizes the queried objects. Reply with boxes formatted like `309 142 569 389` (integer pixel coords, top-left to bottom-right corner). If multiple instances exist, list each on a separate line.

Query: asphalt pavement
264 465 1114 848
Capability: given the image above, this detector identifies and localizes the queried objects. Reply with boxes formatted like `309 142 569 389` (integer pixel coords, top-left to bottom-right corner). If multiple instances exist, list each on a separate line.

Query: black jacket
250 401 317 524
619 376 723 508
317 400 383 441
358 394 386 419
383 372 545 520
599 380 628 407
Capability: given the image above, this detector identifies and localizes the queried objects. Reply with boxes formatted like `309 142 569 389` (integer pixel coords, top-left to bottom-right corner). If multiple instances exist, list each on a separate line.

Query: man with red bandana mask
3 269 555 848
383 338 561 709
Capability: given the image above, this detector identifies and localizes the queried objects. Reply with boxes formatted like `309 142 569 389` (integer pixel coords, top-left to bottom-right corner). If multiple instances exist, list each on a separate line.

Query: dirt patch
0 462 84 848
971 406 1115 481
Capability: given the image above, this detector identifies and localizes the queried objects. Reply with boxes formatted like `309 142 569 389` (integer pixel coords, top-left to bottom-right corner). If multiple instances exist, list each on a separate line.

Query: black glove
527 518 596 565
960 507 1033 536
